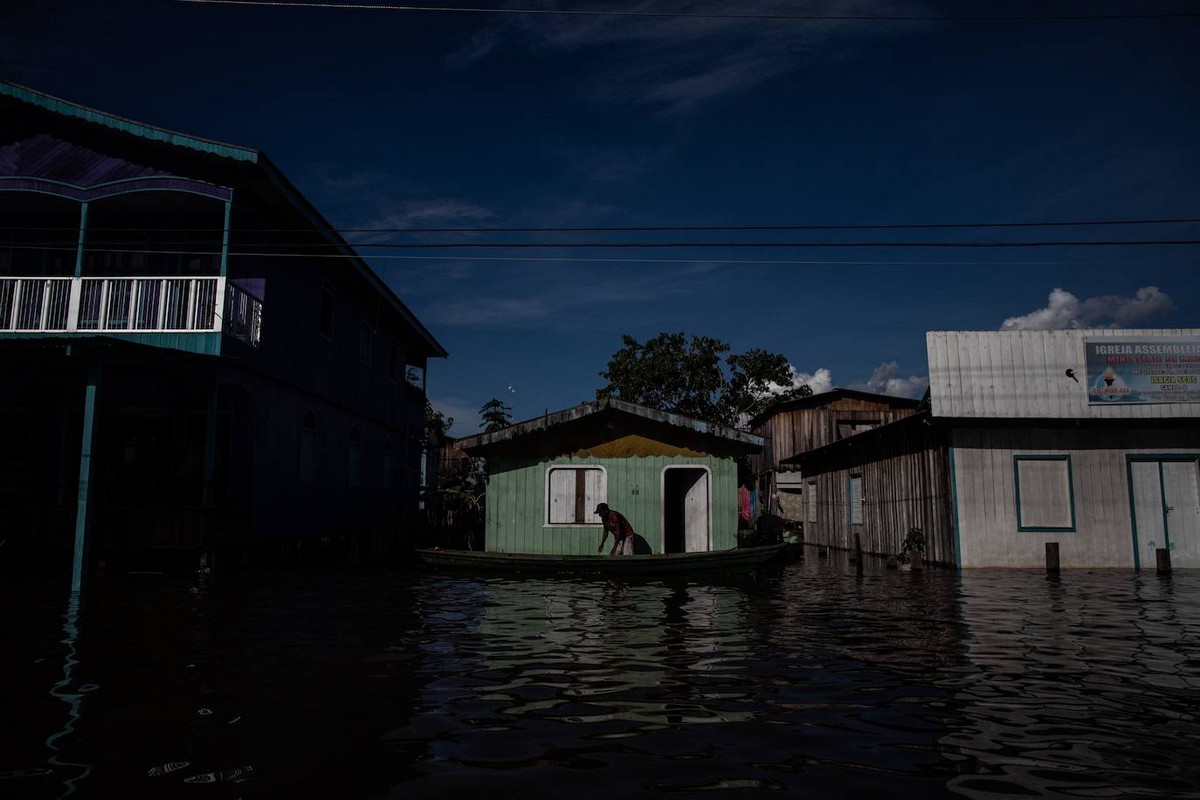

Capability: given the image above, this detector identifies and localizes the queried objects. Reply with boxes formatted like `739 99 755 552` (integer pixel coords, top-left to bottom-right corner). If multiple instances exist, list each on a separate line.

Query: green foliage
898 526 926 564
479 397 513 432
597 332 811 426
425 399 453 439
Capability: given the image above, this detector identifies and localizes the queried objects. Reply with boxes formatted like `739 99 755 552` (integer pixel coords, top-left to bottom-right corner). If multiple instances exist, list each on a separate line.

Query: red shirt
601 510 635 541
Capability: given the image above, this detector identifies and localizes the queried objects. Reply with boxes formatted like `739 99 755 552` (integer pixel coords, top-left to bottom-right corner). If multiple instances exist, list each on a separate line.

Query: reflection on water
944 572 1200 799
1 555 1199 798
44 592 93 798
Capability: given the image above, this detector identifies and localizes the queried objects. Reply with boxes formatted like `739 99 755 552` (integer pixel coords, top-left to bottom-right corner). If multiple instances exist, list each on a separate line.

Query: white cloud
355 200 494 231
426 262 718 327
767 365 835 396
445 0 933 113
765 362 927 400
1000 286 1174 331
432 297 549 326
848 361 929 399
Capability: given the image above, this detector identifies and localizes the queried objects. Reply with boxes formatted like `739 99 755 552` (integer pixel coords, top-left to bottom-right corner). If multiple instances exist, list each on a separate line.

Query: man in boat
595 503 637 556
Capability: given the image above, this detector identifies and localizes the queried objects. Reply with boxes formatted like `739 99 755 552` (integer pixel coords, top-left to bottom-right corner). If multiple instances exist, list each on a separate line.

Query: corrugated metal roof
1 82 259 162
458 398 763 456
926 329 1200 420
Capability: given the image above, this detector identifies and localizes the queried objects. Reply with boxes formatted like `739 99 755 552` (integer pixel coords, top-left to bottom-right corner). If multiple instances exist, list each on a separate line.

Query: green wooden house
457 399 763 555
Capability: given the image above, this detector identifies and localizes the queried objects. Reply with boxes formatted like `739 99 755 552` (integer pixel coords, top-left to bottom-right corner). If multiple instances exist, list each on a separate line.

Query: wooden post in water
1156 547 1172 575
911 548 923 571
854 533 863 575
1046 542 1060 574
71 362 101 593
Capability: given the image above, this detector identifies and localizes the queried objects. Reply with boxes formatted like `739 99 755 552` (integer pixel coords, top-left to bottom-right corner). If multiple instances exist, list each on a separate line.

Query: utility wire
175 0 1200 23
4 216 1199 237
4 240 1199 257
11 240 1200 249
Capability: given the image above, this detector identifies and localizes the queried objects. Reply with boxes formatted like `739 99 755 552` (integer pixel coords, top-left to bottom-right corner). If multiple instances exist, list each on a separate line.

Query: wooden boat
413 543 788 576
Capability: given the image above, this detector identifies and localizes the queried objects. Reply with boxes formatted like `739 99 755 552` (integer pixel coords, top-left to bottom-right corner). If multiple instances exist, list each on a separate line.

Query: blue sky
6 1 1198 435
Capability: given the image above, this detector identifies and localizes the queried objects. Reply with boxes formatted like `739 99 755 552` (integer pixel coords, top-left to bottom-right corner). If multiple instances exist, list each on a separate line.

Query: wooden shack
456 399 763 555
793 330 1200 569
748 389 921 521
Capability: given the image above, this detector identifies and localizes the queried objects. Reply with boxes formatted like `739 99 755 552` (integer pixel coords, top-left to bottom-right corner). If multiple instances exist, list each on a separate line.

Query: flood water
2 552 1199 799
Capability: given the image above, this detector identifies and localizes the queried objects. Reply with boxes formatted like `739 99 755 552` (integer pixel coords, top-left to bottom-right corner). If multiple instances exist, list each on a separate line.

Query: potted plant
898 526 926 569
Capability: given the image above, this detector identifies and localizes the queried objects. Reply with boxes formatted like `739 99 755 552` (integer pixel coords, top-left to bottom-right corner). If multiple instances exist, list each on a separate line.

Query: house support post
71 363 101 593
1046 542 1060 573
200 376 218 572
1156 547 1172 575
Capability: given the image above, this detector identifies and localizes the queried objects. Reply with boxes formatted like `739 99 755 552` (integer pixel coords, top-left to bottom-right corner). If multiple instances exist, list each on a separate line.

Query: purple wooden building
0 82 446 580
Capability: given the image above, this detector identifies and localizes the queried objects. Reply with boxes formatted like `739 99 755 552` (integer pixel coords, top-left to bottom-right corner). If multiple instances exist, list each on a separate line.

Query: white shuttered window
849 475 864 525
547 466 606 525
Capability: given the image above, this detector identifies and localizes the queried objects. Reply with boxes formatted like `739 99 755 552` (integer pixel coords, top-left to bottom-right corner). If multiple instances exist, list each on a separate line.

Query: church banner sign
1085 337 1200 404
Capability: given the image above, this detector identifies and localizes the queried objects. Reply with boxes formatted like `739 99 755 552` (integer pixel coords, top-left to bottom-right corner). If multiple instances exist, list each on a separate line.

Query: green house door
1129 458 1200 568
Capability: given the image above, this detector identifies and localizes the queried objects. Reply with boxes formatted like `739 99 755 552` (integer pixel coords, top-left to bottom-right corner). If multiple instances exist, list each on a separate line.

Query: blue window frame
1013 455 1076 532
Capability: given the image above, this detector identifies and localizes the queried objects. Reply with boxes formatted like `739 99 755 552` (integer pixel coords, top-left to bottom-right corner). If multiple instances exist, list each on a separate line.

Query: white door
683 470 710 553
1130 459 1200 568
1162 461 1200 568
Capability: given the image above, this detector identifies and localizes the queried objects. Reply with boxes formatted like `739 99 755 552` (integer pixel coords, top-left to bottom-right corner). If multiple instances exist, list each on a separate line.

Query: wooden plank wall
927 329 1200 420
802 422 954 564
952 426 1200 568
751 397 919 475
485 455 738 555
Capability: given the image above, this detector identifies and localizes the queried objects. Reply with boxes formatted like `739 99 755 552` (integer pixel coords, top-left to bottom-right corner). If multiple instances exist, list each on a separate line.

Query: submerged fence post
1046 542 1060 574
1156 548 1172 575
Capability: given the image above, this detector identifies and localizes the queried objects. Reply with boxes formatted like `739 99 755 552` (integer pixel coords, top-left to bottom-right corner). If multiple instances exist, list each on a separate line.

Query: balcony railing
0 276 262 348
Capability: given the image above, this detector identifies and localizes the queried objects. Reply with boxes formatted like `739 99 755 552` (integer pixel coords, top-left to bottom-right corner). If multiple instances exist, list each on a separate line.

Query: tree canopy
479 398 514 432
596 332 811 427
425 399 453 440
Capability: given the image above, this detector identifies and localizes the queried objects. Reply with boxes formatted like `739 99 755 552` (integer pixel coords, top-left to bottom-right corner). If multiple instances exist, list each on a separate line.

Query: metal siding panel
1062 331 1087 418
1016 333 1042 418
928 331 951 417
1000 332 1025 418
980 332 1002 417
956 332 977 417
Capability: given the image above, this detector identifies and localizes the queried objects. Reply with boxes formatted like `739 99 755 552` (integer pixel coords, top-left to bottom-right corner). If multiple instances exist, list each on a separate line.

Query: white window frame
849 474 864 525
545 465 607 526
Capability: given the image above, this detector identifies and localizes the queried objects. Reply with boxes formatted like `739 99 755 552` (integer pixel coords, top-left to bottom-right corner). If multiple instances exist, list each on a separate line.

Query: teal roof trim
1 82 260 164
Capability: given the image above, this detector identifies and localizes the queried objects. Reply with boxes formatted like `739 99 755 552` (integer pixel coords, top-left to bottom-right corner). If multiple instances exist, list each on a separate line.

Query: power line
3 215 1199 237
175 0 1200 23
0 243 1168 266
54 239 1200 248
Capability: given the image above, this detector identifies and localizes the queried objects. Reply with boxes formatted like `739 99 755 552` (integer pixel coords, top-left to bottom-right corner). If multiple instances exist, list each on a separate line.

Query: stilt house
0 82 447 578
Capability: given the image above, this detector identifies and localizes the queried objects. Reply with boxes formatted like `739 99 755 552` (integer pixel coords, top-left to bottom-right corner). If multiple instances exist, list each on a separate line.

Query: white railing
224 281 263 348
0 277 258 346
